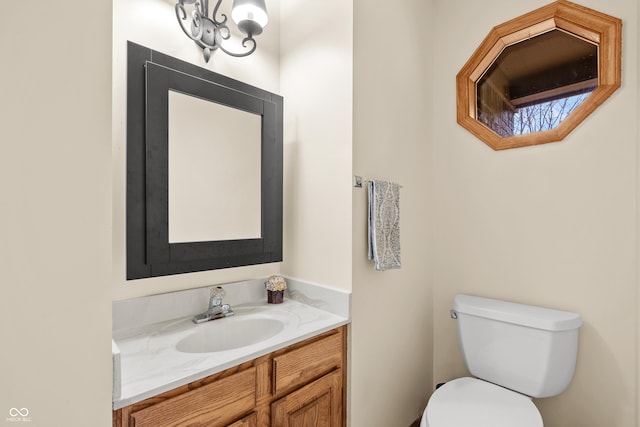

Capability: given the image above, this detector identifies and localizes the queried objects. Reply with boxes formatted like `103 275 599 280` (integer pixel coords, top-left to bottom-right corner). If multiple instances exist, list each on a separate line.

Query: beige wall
0 2 113 426
111 0 283 300
637 1 640 423
431 1 639 427
279 0 353 292
351 0 434 425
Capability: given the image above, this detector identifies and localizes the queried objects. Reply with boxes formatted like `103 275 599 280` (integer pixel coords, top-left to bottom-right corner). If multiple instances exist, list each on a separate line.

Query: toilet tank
452 294 582 398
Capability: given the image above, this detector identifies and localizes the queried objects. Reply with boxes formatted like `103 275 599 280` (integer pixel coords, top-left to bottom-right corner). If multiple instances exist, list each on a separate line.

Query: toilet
421 294 582 427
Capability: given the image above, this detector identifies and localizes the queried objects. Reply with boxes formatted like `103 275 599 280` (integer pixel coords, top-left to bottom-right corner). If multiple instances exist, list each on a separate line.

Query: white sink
176 310 287 353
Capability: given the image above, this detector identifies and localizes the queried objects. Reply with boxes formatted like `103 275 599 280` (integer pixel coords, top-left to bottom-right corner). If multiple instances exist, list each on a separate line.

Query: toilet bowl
420 377 542 427
420 294 581 427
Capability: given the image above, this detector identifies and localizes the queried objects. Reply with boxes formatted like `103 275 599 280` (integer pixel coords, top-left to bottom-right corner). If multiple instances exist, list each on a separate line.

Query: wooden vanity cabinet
113 325 347 427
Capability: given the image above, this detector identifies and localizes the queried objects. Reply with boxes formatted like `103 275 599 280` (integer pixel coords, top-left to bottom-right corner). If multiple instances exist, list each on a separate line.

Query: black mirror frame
126 42 283 280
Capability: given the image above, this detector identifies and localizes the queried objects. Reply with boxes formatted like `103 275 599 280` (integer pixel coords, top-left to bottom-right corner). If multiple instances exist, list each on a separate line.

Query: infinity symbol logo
9 408 29 417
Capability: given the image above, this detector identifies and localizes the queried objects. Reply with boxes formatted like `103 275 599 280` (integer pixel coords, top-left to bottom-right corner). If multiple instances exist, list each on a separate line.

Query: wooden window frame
456 0 621 150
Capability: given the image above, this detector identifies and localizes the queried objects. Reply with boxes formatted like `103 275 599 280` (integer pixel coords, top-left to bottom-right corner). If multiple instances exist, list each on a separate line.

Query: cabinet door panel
289 391 331 426
272 331 342 395
227 412 257 427
130 367 256 427
272 370 342 427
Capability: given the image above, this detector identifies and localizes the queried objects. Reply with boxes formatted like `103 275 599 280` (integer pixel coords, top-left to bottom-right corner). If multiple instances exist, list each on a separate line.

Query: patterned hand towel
368 179 401 271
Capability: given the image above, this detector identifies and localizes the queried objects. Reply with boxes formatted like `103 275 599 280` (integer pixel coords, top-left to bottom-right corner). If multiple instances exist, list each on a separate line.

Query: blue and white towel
368 179 401 271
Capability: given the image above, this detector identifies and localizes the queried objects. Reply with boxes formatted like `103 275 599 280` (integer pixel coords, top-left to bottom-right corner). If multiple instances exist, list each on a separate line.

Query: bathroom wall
273 2 435 425
279 0 353 292
431 1 639 426
0 2 113 425
350 0 434 425
637 2 640 424
111 0 283 300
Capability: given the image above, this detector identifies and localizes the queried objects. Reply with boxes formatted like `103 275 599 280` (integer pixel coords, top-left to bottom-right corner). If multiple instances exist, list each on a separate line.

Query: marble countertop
112 298 349 409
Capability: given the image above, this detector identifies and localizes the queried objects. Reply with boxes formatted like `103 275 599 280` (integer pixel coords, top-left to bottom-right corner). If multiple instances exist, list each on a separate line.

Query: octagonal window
456 1 621 150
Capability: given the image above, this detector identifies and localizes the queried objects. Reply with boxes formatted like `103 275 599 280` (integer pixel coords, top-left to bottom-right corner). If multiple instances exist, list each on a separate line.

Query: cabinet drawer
130 367 256 427
272 330 343 395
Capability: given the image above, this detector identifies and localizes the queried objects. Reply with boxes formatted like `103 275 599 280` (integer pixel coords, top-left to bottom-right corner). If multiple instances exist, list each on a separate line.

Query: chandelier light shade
175 0 269 63
232 0 268 35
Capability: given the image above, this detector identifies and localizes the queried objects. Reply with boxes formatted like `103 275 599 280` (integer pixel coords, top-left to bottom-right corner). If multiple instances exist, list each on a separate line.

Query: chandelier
175 0 269 62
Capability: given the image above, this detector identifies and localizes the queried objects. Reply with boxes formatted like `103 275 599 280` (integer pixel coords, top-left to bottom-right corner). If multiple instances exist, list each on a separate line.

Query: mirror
457 1 621 150
168 90 262 243
126 42 283 280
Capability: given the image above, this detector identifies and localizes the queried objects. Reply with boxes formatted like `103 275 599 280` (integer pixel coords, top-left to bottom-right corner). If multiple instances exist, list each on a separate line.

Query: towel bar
353 175 402 189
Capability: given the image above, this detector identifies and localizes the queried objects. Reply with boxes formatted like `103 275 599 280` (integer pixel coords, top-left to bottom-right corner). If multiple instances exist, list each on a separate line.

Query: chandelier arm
175 4 205 42
211 0 228 26
191 10 206 41
200 0 208 17
218 24 231 40
218 37 257 58
176 2 187 20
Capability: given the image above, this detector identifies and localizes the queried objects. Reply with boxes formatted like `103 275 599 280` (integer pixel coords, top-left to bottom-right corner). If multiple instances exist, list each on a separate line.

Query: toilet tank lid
453 294 582 331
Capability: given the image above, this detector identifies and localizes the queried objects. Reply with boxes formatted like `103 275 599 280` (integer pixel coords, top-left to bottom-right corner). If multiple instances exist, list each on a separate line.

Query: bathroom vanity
117 38 348 426
113 326 346 427
112 279 350 427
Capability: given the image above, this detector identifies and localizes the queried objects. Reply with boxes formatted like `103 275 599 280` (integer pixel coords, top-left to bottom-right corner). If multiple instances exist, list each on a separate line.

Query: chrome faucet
193 286 234 324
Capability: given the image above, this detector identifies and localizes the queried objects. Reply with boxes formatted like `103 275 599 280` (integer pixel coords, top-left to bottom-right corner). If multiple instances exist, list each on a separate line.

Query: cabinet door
227 412 257 427
271 370 342 427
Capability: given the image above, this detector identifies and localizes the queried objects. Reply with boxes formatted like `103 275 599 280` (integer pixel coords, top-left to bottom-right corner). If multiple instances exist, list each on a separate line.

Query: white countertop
113 298 349 409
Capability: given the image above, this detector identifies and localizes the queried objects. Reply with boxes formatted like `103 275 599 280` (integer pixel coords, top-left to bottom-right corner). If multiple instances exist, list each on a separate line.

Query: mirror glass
168 91 262 243
477 29 597 137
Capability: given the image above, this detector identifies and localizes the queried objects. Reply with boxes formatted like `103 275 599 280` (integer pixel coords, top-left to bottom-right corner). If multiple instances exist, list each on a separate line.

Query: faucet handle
209 286 226 306
210 286 225 297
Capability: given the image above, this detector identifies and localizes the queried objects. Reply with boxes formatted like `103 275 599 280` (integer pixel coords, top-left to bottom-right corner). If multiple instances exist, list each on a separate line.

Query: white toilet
421 294 582 427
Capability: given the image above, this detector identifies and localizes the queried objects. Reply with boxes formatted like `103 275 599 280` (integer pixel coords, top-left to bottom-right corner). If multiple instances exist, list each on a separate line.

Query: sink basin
176 313 286 353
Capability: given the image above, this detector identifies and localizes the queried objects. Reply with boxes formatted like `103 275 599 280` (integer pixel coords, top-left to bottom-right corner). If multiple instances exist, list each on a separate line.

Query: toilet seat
421 377 543 427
